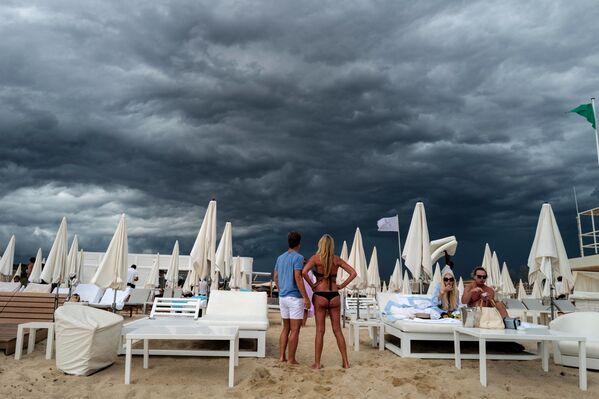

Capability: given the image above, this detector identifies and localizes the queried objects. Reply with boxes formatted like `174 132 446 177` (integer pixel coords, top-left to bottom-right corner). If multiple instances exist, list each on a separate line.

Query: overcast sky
1 1 599 281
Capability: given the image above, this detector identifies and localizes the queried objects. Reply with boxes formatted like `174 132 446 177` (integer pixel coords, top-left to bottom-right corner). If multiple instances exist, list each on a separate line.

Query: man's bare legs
328 297 350 368
287 319 303 364
279 318 290 362
312 296 327 369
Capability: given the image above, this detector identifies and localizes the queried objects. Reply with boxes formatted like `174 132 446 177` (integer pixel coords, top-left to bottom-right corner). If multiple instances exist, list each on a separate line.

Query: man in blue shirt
274 231 310 364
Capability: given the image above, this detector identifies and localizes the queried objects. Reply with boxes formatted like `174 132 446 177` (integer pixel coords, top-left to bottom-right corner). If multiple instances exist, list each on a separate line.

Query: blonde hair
441 272 458 312
317 234 335 277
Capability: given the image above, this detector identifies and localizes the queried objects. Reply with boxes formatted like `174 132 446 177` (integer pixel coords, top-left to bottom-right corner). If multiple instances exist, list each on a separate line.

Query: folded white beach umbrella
458 277 464 300
401 270 412 294
215 222 233 283
490 251 502 292
145 253 160 289
336 240 349 288
0 235 16 278
229 256 242 290
29 248 43 283
500 262 517 296
91 214 128 291
12 264 22 280
165 241 180 292
190 200 217 284
527 203 574 298
530 275 543 299
388 259 402 292
430 236 458 265
402 202 432 281
182 268 194 294
66 235 79 283
382 281 388 292
426 263 442 296
40 217 68 284
346 228 368 291
77 249 84 284
517 279 527 300
367 246 381 291
480 244 493 285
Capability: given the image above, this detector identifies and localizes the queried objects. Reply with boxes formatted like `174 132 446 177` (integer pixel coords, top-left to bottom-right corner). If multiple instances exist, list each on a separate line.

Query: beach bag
475 299 504 329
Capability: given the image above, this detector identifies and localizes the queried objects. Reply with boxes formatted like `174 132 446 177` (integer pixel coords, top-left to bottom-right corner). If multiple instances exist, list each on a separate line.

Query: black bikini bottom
313 291 340 302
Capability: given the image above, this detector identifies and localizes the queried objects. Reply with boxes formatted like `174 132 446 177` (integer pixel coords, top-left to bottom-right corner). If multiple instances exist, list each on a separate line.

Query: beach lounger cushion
0 282 21 292
55 305 123 376
550 311 599 370
196 290 268 331
73 284 105 304
197 315 268 330
387 318 460 334
96 288 131 310
22 283 52 293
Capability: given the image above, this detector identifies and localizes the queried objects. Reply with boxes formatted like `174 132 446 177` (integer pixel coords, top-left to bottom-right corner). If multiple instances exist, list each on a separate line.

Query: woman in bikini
302 234 357 369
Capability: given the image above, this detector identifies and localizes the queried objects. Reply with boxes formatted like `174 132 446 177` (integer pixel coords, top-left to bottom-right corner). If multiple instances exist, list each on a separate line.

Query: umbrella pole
53 279 60 322
112 289 117 313
356 290 361 320
550 283 556 320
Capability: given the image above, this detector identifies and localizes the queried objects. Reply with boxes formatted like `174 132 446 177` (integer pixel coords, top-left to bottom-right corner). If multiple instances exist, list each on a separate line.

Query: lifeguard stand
576 207 599 256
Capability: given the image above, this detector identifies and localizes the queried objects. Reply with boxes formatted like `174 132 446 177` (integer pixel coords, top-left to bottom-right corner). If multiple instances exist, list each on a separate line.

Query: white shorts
279 296 304 320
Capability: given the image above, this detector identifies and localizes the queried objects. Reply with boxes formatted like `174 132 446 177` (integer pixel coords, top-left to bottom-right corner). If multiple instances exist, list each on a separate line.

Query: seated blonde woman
431 266 459 314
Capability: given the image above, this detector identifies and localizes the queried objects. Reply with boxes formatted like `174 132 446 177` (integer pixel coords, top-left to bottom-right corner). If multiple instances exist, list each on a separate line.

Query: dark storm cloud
1 0 599 280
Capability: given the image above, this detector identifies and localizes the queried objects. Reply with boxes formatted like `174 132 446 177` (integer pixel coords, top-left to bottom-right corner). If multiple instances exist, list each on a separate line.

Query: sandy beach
0 310 597 399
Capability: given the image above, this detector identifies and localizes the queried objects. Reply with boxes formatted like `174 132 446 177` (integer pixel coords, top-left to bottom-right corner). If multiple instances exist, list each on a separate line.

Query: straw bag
475 299 504 329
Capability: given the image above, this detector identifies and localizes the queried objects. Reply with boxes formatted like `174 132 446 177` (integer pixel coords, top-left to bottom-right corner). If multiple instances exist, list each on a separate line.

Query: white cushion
550 312 599 359
196 315 268 331
385 318 459 334
205 291 267 318
74 284 105 304
558 341 599 358
22 283 52 293
0 282 21 292
97 288 131 310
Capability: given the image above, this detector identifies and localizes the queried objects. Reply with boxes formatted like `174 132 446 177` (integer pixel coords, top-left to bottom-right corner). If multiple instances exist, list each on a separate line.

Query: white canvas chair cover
55 305 123 376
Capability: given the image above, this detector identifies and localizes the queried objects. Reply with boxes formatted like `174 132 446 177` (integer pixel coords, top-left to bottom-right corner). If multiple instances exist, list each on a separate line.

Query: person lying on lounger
432 266 459 315
302 234 357 369
461 266 508 319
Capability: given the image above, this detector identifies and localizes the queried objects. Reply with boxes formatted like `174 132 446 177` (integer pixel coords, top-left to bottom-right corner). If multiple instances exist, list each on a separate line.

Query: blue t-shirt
274 251 304 298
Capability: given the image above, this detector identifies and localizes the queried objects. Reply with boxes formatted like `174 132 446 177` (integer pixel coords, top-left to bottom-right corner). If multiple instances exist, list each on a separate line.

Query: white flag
377 216 399 232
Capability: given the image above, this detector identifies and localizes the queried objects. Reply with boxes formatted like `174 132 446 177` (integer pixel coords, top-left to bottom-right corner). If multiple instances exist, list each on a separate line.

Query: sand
1 310 597 398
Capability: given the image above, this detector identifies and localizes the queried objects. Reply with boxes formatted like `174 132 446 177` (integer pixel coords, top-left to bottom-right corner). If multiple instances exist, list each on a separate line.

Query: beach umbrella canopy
530 277 543 299
490 251 502 292
336 240 349 287
426 263 442 296
215 221 233 281
190 200 217 282
430 236 458 264
382 281 388 292
30 248 43 283
388 259 402 292
501 262 517 295
480 244 493 285
401 270 412 294
527 203 574 298
66 235 79 283
40 217 68 284
182 268 194 294
367 247 381 290
0 235 16 277
517 279 527 300
91 214 128 290
12 264 22 280
77 249 84 284
458 277 465 299
346 228 368 291
165 240 180 289
229 256 242 290
145 253 160 289
402 202 432 281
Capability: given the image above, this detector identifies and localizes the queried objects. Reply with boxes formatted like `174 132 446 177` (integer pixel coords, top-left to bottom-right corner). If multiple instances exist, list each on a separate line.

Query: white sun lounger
0 282 22 292
551 312 599 370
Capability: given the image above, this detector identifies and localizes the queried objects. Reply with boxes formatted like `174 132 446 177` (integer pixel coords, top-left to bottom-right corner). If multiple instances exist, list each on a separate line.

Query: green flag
570 103 596 129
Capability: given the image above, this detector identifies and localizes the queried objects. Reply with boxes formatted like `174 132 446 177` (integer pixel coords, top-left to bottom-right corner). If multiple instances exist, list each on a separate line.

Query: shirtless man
461 266 508 319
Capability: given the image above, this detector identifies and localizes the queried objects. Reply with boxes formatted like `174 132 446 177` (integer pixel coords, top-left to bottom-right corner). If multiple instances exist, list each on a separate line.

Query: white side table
14 321 54 360
348 318 384 352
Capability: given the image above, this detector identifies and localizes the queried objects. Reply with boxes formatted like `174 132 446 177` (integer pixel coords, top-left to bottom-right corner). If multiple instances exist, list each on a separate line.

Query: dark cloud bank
2 1 599 281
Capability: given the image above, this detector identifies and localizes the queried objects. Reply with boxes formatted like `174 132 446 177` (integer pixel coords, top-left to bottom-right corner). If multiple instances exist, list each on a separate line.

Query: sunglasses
476 275 488 279
443 277 455 282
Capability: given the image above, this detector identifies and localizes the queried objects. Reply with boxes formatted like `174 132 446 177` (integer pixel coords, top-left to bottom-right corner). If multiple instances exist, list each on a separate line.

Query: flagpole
396 214 403 276
591 98 599 165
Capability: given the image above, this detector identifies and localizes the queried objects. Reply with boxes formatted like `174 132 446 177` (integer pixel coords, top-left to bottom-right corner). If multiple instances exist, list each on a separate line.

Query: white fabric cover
189 200 217 280
215 222 233 280
367 246 381 290
551 312 599 358
55 305 123 376
66 235 80 282
23 283 52 293
0 281 21 292
0 235 16 276
336 241 349 289
97 288 131 310
402 202 432 281
91 214 128 290
29 248 43 283
574 271 599 292
501 262 517 295
164 241 180 289
429 236 458 265
197 290 268 331
74 284 105 303
347 227 368 291
571 291 599 300
40 217 68 284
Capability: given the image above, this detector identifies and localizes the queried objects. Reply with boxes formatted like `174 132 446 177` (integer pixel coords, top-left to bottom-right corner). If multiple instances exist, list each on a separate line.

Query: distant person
274 231 310 365
198 279 208 296
432 266 459 314
462 266 508 319
127 264 139 288
13 275 21 283
302 234 357 369
26 257 35 277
